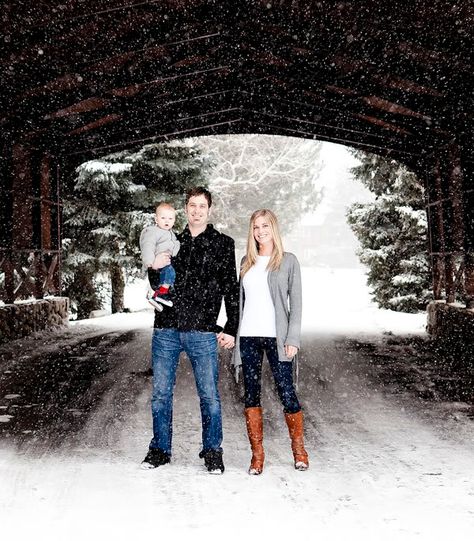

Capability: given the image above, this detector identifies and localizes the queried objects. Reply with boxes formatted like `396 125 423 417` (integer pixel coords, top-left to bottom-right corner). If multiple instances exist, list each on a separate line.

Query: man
142 186 239 474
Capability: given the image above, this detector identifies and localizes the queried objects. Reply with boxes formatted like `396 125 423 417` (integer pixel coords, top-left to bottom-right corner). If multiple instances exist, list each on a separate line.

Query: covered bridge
0 0 473 337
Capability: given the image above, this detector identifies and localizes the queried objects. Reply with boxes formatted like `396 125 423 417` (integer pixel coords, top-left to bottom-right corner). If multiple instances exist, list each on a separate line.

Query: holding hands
217 332 235 349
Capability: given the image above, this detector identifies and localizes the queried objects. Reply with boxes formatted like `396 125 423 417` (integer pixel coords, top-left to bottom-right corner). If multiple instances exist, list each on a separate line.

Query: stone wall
0 297 69 343
427 301 474 342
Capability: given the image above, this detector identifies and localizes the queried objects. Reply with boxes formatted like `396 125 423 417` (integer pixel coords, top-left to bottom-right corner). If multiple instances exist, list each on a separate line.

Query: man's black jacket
149 224 239 337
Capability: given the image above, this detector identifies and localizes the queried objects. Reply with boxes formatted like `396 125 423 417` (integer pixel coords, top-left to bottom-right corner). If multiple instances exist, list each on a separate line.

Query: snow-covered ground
300 267 426 336
0 268 473 541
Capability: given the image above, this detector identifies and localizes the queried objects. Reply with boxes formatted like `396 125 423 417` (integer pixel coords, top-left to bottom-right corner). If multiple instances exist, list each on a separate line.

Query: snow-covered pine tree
347 151 431 313
62 141 211 319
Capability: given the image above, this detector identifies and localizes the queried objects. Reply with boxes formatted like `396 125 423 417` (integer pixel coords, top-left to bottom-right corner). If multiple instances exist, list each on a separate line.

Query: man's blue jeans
150 328 222 455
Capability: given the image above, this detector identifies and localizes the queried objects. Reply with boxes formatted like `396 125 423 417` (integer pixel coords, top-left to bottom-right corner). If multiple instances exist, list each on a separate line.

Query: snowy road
1 312 473 540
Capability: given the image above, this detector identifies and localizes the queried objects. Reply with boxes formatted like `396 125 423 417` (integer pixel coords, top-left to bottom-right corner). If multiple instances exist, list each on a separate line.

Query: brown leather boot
284 410 309 470
244 407 265 475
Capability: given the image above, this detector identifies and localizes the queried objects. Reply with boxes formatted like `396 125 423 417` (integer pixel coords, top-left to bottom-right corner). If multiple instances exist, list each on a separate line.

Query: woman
234 209 309 475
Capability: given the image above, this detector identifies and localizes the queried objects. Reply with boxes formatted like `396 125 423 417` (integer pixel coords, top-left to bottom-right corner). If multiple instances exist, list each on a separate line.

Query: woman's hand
217 332 235 349
151 251 171 270
285 344 298 359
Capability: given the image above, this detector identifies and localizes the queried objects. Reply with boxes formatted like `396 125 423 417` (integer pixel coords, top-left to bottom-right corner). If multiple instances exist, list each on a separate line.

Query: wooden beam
396 41 473 75
66 114 122 136
35 84 432 159
7 62 232 131
12 144 34 250
239 90 434 149
52 88 236 143
2 256 15 304
362 96 431 120
353 114 412 136
447 142 465 253
465 252 474 309
0 139 13 249
15 32 222 102
44 98 112 119
426 157 446 299
56 84 427 158
242 112 423 158
66 117 244 159
40 154 52 250
241 70 452 136
1 7 223 102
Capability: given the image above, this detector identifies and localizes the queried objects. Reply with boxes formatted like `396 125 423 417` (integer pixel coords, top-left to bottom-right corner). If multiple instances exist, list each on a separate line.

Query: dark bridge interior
0 0 473 307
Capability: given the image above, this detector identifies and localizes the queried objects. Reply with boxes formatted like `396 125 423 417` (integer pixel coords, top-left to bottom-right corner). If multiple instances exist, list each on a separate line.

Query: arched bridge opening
0 1 473 338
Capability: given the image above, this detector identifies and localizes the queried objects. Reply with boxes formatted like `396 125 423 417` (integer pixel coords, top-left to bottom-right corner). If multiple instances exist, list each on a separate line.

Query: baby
139 202 180 311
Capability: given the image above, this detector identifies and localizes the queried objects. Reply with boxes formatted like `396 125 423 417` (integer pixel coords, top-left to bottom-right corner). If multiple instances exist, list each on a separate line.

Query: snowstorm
1 1 474 540
1 143 473 539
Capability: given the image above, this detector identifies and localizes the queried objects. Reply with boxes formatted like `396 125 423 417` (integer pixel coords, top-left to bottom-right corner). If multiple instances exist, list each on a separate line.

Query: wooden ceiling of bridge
1 0 473 168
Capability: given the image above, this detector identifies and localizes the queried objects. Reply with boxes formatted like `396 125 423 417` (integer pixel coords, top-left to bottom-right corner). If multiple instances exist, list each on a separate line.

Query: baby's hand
152 252 171 269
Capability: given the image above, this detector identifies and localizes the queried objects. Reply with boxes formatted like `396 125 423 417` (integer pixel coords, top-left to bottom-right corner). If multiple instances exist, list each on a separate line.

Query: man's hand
285 344 298 359
217 332 235 349
151 251 171 270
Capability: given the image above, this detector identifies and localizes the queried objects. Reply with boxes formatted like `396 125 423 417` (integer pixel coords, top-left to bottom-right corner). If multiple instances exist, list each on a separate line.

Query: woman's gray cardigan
233 252 302 367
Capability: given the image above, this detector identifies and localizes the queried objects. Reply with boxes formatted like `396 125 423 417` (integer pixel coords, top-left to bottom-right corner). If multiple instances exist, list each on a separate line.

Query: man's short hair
185 186 212 207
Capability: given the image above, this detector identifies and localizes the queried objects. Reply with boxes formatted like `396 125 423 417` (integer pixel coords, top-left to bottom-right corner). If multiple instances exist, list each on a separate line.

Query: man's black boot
141 448 171 469
199 449 225 474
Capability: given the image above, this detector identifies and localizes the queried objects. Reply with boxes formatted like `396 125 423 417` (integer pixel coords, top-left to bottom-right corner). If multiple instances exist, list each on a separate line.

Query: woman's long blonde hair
240 209 284 277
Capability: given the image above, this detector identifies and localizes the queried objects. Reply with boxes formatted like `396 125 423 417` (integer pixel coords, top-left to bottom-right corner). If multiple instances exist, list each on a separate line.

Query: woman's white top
239 255 277 337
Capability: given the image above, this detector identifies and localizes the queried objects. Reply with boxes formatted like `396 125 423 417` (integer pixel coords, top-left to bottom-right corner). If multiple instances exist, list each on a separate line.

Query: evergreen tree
347 151 431 312
62 141 211 319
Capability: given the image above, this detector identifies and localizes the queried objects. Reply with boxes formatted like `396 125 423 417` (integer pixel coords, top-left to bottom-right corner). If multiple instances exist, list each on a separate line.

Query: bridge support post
445 142 465 304
426 157 446 301
0 140 62 304
425 142 465 305
463 158 474 309
0 138 14 304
